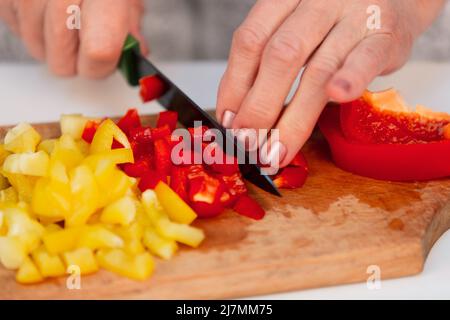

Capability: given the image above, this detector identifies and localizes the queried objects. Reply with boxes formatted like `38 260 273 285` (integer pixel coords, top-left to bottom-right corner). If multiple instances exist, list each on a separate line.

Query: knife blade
119 35 281 197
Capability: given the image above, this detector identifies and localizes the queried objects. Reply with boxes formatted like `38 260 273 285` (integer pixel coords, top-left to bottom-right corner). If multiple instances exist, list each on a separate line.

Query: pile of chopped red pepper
77 74 309 220
319 89 450 181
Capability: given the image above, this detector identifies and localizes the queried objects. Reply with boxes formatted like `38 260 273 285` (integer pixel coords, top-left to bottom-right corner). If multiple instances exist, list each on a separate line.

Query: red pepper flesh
233 195 265 220
139 75 167 103
157 111 178 132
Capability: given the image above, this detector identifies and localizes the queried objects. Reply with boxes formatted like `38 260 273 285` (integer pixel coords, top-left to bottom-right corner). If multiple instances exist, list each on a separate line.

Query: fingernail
333 78 351 93
262 141 287 167
222 110 236 128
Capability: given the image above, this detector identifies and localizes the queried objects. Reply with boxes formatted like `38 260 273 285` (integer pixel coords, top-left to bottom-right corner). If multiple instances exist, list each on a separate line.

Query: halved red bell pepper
139 75 167 103
319 104 450 181
233 195 265 220
157 111 178 132
117 108 141 136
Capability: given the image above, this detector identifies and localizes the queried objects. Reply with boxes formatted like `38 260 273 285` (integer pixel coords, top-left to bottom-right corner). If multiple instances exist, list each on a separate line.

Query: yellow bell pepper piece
0 174 10 190
100 195 136 226
0 236 27 269
44 223 63 233
155 217 204 248
76 140 90 156
114 222 145 255
37 139 57 154
143 227 178 260
0 187 18 203
154 181 197 224
0 144 11 165
16 256 44 284
31 245 66 277
62 248 98 275
5 173 38 202
84 148 134 168
48 159 69 184
42 227 80 254
3 151 50 177
4 123 41 153
66 165 99 227
78 225 124 250
96 249 154 281
51 135 84 170
90 119 130 154
4 206 44 252
60 114 100 140
32 178 71 219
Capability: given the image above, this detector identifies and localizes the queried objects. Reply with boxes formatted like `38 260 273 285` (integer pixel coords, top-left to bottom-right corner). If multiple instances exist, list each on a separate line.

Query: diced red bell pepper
139 75 167 103
319 104 450 181
121 158 152 178
82 120 100 143
129 127 153 144
205 145 240 175
188 174 225 218
273 167 308 189
170 166 189 201
117 109 141 136
151 125 171 141
153 139 172 177
233 195 265 220
341 90 450 144
220 172 247 198
157 111 178 132
138 169 167 192
289 151 308 168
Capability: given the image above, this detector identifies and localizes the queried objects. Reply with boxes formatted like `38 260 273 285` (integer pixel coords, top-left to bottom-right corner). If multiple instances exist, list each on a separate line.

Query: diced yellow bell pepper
16 256 44 284
90 119 130 154
4 123 41 153
60 114 100 141
48 159 69 184
4 206 44 252
100 195 136 226
155 217 204 248
3 151 50 177
154 182 197 224
37 139 57 154
31 245 66 277
44 223 63 233
0 144 11 165
143 227 178 260
0 236 27 269
76 140 90 156
62 248 98 275
78 225 124 250
42 227 80 254
4 173 38 202
96 166 135 208
96 249 154 281
66 165 99 227
0 187 17 203
114 222 145 255
32 178 71 219
0 173 10 190
84 148 134 168
51 134 85 170
141 190 164 223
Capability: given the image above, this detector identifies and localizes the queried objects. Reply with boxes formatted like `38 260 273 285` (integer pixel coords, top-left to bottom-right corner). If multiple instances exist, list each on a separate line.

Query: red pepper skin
121 158 152 178
289 151 308 168
319 105 450 181
153 139 172 177
138 170 167 192
170 166 189 201
188 174 225 218
139 75 166 103
157 111 178 132
117 109 141 136
273 167 308 189
82 120 100 143
233 195 265 220
151 125 171 141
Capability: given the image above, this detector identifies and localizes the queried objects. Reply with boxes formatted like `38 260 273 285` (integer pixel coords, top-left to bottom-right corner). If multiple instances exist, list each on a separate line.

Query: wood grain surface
1 114 450 299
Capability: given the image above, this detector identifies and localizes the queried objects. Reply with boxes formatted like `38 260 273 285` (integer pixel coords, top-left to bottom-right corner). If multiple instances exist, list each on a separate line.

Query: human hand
0 0 148 78
217 0 445 167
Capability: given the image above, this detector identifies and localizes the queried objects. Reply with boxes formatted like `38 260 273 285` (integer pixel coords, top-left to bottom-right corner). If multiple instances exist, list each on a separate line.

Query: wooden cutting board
1 114 450 300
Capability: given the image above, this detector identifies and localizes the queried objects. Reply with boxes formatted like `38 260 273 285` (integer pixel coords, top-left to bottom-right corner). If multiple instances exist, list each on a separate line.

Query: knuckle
267 32 304 66
237 101 275 129
360 44 383 66
307 55 340 85
233 26 267 56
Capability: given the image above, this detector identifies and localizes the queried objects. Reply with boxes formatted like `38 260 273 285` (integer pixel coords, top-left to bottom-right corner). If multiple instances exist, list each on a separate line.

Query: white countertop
1 60 450 299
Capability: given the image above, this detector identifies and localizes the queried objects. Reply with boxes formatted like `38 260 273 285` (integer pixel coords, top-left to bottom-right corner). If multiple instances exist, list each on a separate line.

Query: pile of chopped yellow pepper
0 115 204 284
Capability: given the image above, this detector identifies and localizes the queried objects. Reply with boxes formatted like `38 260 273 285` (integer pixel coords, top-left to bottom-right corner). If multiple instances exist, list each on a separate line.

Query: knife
118 35 281 197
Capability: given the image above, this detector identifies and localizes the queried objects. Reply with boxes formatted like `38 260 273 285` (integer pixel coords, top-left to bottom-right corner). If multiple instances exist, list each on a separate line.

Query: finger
216 0 300 127
231 0 340 135
16 0 47 60
44 0 81 76
327 34 393 102
78 0 130 79
129 0 149 56
266 18 365 167
0 0 20 35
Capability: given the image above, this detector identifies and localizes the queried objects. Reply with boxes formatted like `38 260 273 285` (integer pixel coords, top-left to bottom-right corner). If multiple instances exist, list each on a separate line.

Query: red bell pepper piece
117 109 141 136
138 169 167 192
170 166 189 201
139 75 167 103
188 174 225 218
205 145 240 175
220 172 247 198
289 151 308 168
273 167 308 189
341 90 450 144
129 127 153 144
157 111 178 132
82 120 100 143
319 104 450 181
151 125 171 141
233 195 265 220
121 158 152 178
153 139 172 177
